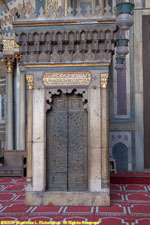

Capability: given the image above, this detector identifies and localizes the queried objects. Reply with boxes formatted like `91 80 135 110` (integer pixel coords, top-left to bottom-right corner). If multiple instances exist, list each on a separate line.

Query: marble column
19 62 25 151
100 73 109 188
26 75 33 189
5 58 14 150
15 56 21 150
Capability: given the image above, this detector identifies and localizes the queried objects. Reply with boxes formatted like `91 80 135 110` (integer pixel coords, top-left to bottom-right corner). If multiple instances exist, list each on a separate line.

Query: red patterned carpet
0 174 150 225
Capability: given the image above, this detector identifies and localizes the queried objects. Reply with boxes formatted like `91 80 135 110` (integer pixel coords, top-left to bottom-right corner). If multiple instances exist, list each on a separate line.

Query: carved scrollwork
45 88 88 112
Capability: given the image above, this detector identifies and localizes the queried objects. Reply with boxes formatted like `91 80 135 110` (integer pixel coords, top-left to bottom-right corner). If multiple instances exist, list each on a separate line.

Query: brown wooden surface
143 16 150 168
46 93 88 191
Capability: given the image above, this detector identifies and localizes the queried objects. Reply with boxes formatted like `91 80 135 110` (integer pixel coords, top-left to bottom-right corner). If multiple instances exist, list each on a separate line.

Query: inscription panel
43 72 91 86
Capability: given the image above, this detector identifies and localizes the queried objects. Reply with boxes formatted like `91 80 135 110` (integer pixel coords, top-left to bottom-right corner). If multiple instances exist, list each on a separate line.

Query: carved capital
5 58 15 73
26 75 34 90
3 39 14 52
100 73 109 88
16 55 23 66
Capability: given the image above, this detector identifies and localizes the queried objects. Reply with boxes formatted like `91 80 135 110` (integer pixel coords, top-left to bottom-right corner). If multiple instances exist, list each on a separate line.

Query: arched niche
112 142 128 172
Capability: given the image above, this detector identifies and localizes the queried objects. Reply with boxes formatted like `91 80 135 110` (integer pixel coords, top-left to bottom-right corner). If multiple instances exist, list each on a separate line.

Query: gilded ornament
43 72 91 86
5 58 15 73
14 37 19 48
3 40 14 51
101 73 109 88
45 0 58 17
26 75 34 89
16 55 23 66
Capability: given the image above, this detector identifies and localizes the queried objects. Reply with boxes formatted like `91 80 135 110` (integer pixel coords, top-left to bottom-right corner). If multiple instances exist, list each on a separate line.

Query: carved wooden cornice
15 27 116 64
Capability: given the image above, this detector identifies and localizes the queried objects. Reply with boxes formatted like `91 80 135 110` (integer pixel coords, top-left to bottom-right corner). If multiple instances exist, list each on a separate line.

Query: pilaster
26 74 33 189
100 73 109 188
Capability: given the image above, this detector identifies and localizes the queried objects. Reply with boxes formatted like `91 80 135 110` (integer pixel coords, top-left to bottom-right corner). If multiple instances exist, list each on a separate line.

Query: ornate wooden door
46 92 88 191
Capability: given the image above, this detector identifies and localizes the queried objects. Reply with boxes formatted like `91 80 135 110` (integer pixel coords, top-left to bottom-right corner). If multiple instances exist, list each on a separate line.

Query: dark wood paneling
67 95 88 191
46 93 88 191
46 94 68 191
143 16 150 168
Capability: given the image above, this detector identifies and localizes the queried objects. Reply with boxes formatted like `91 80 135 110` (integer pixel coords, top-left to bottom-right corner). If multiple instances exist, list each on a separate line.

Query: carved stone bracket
100 73 109 88
26 75 34 90
45 88 88 112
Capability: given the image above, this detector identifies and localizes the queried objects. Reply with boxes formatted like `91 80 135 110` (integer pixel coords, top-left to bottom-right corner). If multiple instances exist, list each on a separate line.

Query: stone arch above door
112 142 128 172
45 88 88 112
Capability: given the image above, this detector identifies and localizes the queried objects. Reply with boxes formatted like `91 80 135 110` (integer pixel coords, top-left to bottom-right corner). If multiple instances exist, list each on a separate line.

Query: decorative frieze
14 4 114 20
101 73 109 88
43 72 91 86
26 75 34 89
15 27 116 64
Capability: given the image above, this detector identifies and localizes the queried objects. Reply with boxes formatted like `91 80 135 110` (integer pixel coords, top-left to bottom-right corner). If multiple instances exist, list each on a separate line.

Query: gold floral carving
3 38 19 52
3 40 14 51
101 73 109 88
14 37 19 49
45 0 58 16
43 72 91 86
26 75 34 90
5 58 15 73
16 55 23 66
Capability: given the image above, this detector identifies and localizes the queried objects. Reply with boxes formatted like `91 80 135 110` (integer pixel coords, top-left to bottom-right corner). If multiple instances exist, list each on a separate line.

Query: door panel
46 94 68 191
46 92 88 191
68 96 88 191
